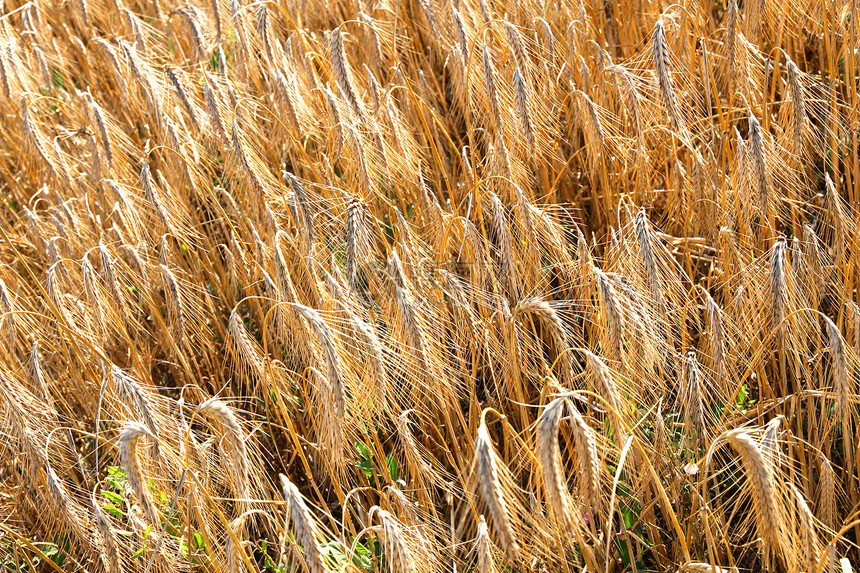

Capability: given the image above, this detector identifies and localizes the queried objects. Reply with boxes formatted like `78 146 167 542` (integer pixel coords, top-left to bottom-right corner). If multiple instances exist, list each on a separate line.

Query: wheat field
0 0 858 571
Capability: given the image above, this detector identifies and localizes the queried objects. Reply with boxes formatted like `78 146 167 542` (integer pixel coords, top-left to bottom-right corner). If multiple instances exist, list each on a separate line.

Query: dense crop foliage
0 0 859 571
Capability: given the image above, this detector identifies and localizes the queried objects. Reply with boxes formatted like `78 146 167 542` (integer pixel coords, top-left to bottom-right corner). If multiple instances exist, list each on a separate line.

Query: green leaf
193 531 206 550
103 491 124 504
736 384 747 407
355 441 374 478
103 503 125 517
131 542 147 559
386 455 399 482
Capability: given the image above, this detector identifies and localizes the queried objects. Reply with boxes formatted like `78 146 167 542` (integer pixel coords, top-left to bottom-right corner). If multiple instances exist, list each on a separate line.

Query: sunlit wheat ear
389 251 430 365
46 464 86 540
165 66 200 134
473 418 520 561
593 267 625 363
475 0 492 22
120 41 160 119
230 0 250 66
232 119 266 195
791 484 820 573
226 516 246 573
1 388 43 491
487 192 519 301
816 452 835 530
0 49 11 101
93 494 123 573
681 351 708 448
537 397 574 531
123 9 148 53
140 161 174 236
512 67 536 154
651 19 683 135
634 207 666 312
99 241 132 325
111 365 160 440
415 0 438 34
47 264 75 330
208 0 222 40
196 397 250 511
227 308 267 388
397 412 436 491
346 123 374 194
279 474 327 573
566 401 602 521
370 505 431 573
330 27 362 119
348 311 387 411
283 171 315 253
818 176 841 252
171 5 207 59
824 316 853 467
203 77 229 143
784 56 807 157
584 350 626 437
514 298 572 379
83 91 113 169
452 6 469 68
719 429 786 568
89 38 127 99
770 238 787 336
489 138 513 181
290 303 346 420
701 290 727 381
28 341 52 412
575 90 606 163
747 111 771 227
608 65 644 160
33 45 52 92
848 301 860 355
21 98 57 177
254 4 275 65
475 515 499 573
117 422 161 527
159 264 185 345
0 278 15 348
321 85 344 156
22 207 48 252
81 255 107 339
275 70 302 132
725 0 738 81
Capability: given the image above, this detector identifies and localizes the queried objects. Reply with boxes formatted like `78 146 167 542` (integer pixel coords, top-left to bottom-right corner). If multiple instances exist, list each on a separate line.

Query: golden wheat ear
279 473 329 573
706 428 794 570
195 397 251 513
371 505 438 573
471 416 520 561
